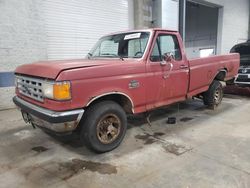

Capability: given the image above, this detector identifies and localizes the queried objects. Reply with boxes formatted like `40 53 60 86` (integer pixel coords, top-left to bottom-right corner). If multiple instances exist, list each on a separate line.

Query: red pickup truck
13 28 239 153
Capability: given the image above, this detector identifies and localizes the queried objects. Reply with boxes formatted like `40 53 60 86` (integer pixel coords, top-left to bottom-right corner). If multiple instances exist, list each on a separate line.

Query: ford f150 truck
13 28 239 153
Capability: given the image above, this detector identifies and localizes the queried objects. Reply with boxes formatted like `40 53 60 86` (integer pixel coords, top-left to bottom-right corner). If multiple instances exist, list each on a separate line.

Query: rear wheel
80 101 127 153
203 80 223 109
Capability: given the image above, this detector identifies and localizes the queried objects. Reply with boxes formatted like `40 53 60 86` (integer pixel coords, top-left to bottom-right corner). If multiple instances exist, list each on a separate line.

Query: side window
150 38 161 62
150 34 182 62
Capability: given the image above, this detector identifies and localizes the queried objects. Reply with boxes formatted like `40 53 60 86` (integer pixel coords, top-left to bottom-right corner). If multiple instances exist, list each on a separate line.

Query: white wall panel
162 0 179 30
152 0 179 30
42 0 132 60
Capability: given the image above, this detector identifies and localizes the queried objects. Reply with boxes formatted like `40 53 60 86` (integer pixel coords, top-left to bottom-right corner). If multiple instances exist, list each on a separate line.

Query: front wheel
80 101 127 153
203 80 223 109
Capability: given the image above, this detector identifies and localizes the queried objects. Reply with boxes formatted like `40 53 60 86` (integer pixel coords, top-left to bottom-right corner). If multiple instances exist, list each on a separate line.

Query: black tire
203 80 223 109
80 101 127 153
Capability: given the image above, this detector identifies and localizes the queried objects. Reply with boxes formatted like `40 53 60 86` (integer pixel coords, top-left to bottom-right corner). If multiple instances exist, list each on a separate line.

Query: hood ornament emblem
242 69 248 74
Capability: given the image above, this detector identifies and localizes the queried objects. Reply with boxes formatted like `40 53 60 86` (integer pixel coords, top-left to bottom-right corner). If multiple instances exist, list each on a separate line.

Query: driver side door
146 31 189 110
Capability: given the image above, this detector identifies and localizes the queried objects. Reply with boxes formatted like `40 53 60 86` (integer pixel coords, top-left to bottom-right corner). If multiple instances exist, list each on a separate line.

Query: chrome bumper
13 96 84 133
235 73 250 85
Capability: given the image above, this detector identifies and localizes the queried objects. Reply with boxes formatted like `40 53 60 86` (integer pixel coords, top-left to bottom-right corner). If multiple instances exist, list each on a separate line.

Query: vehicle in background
230 40 250 87
13 28 240 153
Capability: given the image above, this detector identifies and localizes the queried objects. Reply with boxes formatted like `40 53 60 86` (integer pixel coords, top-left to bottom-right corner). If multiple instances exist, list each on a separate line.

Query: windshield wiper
100 53 124 61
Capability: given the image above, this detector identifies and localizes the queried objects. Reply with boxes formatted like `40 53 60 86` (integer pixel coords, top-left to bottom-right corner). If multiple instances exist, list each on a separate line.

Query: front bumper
13 96 84 133
235 73 250 86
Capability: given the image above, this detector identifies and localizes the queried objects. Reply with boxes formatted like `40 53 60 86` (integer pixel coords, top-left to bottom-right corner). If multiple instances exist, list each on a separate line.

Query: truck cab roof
104 28 178 37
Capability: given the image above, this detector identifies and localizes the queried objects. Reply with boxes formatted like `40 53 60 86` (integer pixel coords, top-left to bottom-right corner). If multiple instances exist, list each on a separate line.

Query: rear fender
214 69 227 81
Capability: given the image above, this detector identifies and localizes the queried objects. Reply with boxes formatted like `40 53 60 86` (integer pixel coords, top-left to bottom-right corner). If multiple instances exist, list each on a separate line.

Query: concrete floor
0 94 250 188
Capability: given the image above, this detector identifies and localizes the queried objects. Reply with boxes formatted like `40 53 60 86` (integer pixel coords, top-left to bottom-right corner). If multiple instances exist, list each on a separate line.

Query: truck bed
187 53 240 97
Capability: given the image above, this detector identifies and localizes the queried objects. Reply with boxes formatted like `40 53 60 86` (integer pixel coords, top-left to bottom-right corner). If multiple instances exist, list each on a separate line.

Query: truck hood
240 55 250 66
15 59 121 79
230 42 250 66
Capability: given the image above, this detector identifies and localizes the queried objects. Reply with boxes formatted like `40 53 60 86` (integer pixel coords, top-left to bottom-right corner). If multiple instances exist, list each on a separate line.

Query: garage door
42 0 132 60
185 1 219 59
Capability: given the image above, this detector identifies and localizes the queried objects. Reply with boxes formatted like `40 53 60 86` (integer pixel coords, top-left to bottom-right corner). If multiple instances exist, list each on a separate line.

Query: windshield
88 32 150 59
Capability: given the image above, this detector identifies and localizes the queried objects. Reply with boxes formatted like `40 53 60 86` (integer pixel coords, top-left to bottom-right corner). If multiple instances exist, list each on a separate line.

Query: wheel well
215 69 227 81
87 94 134 114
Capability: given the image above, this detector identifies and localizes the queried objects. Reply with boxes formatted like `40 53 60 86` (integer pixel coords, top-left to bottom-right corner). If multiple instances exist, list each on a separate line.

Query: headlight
15 77 21 87
43 81 71 100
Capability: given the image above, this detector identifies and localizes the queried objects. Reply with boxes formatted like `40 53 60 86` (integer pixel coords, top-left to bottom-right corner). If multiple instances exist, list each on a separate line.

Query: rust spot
74 120 78 127
64 123 68 129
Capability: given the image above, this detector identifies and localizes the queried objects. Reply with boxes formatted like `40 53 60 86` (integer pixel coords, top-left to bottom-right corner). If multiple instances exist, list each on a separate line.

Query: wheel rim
96 114 121 144
214 87 222 104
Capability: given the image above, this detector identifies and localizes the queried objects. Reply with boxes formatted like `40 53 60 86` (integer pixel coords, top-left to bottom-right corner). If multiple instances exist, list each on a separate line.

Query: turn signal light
53 82 71 100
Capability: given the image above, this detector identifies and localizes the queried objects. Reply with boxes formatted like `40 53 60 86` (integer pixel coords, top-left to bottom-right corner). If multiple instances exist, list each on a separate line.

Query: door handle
163 62 173 79
180 65 188 69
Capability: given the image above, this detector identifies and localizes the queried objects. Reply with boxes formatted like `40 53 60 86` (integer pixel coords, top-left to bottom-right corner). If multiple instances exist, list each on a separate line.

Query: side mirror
163 52 174 62
160 61 167 66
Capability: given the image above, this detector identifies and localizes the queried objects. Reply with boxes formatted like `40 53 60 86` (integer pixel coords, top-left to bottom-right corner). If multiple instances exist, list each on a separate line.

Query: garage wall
0 0 133 110
162 0 179 30
194 0 250 54
134 0 153 29
0 0 47 110
152 0 179 30
43 0 133 60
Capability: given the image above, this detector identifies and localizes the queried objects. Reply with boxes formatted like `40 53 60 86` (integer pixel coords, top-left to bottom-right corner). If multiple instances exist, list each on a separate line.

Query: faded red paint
15 29 240 113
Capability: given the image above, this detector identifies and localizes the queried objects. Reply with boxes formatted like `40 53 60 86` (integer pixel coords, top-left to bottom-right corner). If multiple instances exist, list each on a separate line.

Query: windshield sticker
124 33 141 40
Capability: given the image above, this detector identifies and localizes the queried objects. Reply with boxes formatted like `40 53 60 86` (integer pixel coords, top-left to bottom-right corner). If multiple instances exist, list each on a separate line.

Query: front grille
238 68 250 74
16 75 44 102
235 74 250 82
